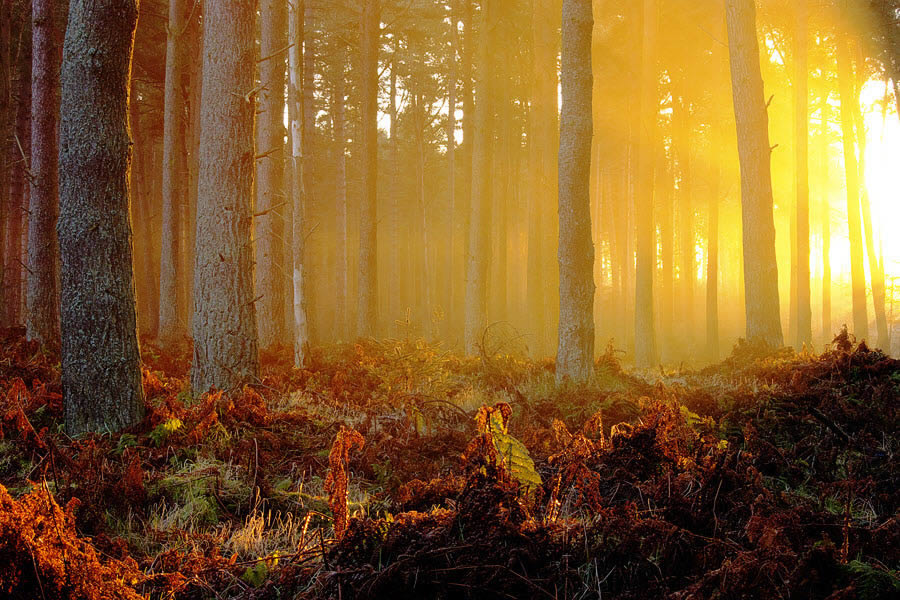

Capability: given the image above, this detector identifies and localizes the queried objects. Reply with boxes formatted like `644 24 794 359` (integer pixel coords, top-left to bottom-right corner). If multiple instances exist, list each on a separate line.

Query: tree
793 0 811 348
0 2 10 328
556 0 595 381
58 0 144 435
634 0 659 367
464 0 496 355
256 0 288 348
158 0 188 345
288 0 309 365
836 31 867 341
357 0 379 337
26 0 67 348
191 0 259 393
725 0 783 347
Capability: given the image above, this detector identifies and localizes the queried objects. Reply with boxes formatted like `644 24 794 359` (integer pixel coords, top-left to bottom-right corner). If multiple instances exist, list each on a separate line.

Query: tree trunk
725 0 783 347
388 37 400 332
357 0 379 337
820 97 832 346
794 0 811 349
58 0 144 435
333 50 348 341
191 0 259 393
302 0 318 344
463 0 496 355
836 33 867 341
706 156 720 360
4 6 30 328
256 0 288 348
0 2 9 324
458 0 474 344
447 5 458 340
288 0 308 364
26 0 67 348
634 0 658 367
158 0 187 345
556 0 594 381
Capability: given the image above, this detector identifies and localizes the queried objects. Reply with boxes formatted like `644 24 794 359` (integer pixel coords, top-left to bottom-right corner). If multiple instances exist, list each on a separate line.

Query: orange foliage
324 426 365 539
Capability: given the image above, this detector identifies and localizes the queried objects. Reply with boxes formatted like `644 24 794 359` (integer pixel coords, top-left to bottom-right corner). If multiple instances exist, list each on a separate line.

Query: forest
0 0 899 598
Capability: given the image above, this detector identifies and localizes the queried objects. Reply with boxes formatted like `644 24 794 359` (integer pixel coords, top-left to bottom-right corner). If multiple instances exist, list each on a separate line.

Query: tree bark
191 0 259 393
0 2 10 328
836 32 867 341
26 0 67 348
357 0 379 337
463 0 496 355
820 96 831 346
288 0 309 365
556 0 594 381
333 49 348 341
725 0 783 347
256 0 288 348
58 0 144 435
793 0 811 349
158 0 187 345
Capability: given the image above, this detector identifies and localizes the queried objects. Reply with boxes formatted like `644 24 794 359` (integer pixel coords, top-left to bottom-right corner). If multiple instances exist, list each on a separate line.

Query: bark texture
58 0 144 435
256 0 287 348
26 0 67 348
725 0 784 347
0 2 10 327
357 0 379 337
556 0 595 381
191 0 259 393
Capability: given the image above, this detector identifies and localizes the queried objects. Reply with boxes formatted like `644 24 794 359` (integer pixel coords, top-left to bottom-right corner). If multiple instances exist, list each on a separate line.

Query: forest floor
0 328 898 600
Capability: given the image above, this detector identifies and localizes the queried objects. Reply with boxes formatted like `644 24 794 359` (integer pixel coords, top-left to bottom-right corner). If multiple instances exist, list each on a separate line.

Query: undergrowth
0 326 896 599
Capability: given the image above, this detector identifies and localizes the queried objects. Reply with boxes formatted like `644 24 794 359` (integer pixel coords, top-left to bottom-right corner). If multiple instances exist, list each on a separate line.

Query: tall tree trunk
706 155 720 360
836 32 867 341
357 0 379 337
658 158 674 359
158 0 187 345
191 0 259 393
673 91 694 349
820 96 832 346
851 46 890 350
288 0 308 364
4 6 30 328
725 0 784 347
447 3 457 340
634 0 658 367
302 0 318 344
458 0 474 345
464 0 496 355
794 0 811 348
256 0 287 348
556 0 594 381
129 94 155 338
26 0 67 347
388 37 400 332
0 2 9 323
333 50 348 341
58 0 144 435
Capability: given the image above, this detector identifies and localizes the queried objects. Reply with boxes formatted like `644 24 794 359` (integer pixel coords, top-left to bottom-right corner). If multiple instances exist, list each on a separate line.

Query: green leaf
480 409 542 491
150 418 183 447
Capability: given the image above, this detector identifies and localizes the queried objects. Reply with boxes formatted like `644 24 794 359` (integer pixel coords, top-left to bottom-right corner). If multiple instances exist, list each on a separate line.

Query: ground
0 328 897 599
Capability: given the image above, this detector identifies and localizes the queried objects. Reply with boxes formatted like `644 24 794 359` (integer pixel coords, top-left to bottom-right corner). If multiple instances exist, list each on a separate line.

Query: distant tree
58 0 144 435
794 0 811 348
357 0 380 337
191 0 259 393
725 0 784 347
158 0 188 346
26 0 66 347
256 0 288 349
556 0 595 381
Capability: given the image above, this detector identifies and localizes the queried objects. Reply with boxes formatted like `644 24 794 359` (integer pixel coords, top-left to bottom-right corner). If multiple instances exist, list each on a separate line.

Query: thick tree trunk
634 0 658 368
26 0 67 348
793 0 811 349
836 34 867 341
556 0 594 381
191 0 259 393
725 0 784 347
158 0 187 345
463 0 496 355
288 0 308 364
58 0 144 435
357 0 379 337
256 0 288 348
